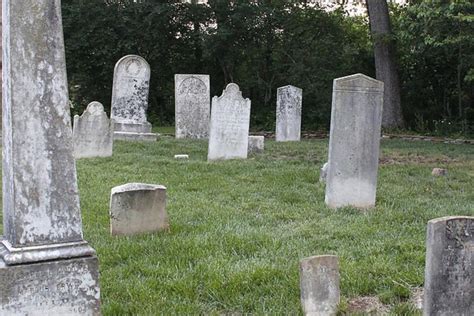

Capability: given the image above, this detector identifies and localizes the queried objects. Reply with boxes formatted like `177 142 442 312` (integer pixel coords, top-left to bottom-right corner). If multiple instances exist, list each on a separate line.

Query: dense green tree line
62 0 473 135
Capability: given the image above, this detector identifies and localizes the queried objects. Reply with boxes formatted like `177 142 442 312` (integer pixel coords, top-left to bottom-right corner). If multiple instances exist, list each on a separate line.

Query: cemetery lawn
2 137 473 315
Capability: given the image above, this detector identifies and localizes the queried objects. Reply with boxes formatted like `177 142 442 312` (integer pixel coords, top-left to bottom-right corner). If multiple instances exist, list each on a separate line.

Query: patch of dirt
379 153 459 165
347 296 390 315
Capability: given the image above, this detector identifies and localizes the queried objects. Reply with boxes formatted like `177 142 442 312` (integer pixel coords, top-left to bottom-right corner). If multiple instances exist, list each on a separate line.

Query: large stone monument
300 255 340 316
423 216 474 316
324 74 384 209
73 101 114 159
111 54 158 141
0 1 100 314
175 74 210 139
276 85 302 142
208 83 251 161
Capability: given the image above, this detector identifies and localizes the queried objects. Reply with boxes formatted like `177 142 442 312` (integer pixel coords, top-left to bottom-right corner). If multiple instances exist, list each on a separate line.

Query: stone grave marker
175 74 210 139
110 183 169 236
300 255 340 316
73 101 113 159
208 83 251 161
325 74 384 209
423 216 474 316
0 1 100 314
276 85 302 142
248 136 264 154
111 55 158 141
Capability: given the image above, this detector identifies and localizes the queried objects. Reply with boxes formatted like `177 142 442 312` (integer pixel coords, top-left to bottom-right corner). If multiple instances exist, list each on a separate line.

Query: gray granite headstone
276 85 302 142
300 255 340 316
175 74 210 139
325 74 383 209
73 101 113 159
0 1 100 314
111 55 158 141
208 83 251 161
110 183 169 236
248 136 265 154
423 216 474 316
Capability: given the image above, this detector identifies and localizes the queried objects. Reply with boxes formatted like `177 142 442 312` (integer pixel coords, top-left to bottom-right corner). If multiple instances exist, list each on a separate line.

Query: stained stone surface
208 83 251 161
73 102 113 159
0 256 100 316
1 0 100 314
175 74 210 139
248 136 264 154
110 183 169 236
300 255 340 316
423 216 474 316
324 74 384 209
276 85 302 142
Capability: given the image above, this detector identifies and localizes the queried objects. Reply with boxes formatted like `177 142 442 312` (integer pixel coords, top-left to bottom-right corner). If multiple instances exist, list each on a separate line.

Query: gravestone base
114 132 159 142
113 122 152 134
0 256 100 315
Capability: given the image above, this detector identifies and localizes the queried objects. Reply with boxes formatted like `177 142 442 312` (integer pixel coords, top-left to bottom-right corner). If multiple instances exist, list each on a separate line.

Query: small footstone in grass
300 255 340 316
320 162 329 183
174 154 189 160
431 168 447 176
248 136 264 154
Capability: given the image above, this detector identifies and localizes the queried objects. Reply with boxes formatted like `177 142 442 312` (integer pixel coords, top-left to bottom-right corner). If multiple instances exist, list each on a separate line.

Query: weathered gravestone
423 216 474 316
110 183 169 236
276 85 302 142
324 74 384 209
208 83 251 161
111 55 158 141
300 255 340 316
248 136 265 154
73 101 113 159
175 74 210 139
0 1 100 314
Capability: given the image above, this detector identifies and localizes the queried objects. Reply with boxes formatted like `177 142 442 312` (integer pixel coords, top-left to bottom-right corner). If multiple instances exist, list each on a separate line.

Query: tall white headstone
208 83 251 161
0 1 100 314
276 85 302 142
111 55 157 141
325 74 383 209
73 101 114 159
175 74 210 139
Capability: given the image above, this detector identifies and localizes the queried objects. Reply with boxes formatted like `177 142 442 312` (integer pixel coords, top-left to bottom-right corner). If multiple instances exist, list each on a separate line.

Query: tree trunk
366 0 404 129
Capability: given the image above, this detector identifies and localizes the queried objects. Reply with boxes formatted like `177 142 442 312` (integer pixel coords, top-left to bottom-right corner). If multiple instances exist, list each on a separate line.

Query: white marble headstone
276 85 302 142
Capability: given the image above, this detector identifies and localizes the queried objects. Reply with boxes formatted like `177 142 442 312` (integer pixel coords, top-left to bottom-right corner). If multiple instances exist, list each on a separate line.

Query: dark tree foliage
62 0 371 129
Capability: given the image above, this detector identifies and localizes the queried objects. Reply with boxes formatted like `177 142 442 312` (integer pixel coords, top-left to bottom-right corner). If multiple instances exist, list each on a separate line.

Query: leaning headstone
73 101 113 159
325 74 384 209
0 1 100 314
175 74 210 139
248 136 265 154
208 83 251 161
276 85 303 142
111 55 158 141
300 255 340 316
423 216 474 316
110 183 169 236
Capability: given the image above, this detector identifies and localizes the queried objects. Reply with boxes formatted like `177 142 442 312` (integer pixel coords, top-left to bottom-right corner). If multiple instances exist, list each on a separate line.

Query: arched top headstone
84 101 105 116
114 55 150 80
334 73 384 93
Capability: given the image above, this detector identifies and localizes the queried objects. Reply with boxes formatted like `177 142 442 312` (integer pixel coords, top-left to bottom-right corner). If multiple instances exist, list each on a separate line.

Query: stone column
0 1 100 314
324 74 383 209
276 85 302 142
423 216 474 316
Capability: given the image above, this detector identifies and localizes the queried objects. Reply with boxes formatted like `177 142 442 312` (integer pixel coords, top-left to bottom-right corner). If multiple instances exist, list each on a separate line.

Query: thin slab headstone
110 183 169 236
248 136 264 154
175 74 210 139
208 83 251 161
300 255 340 316
423 216 474 316
111 55 158 141
73 101 113 159
0 1 100 314
325 74 384 209
276 85 302 142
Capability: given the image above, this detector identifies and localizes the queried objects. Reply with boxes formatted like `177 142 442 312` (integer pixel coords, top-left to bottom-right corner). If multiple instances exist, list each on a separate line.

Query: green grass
2 137 473 314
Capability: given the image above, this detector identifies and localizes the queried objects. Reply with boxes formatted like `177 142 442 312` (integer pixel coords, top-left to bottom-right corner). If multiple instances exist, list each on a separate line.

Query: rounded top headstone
114 55 150 79
85 101 105 116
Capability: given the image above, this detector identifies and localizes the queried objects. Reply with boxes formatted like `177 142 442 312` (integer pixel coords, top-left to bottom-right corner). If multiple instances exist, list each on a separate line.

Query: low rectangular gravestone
1 1 100 314
276 85 302 142
423 216 474 316
73 101 113 159
208 83 251 161
248 136 264 154
175 74 210 139
325 74 384 209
